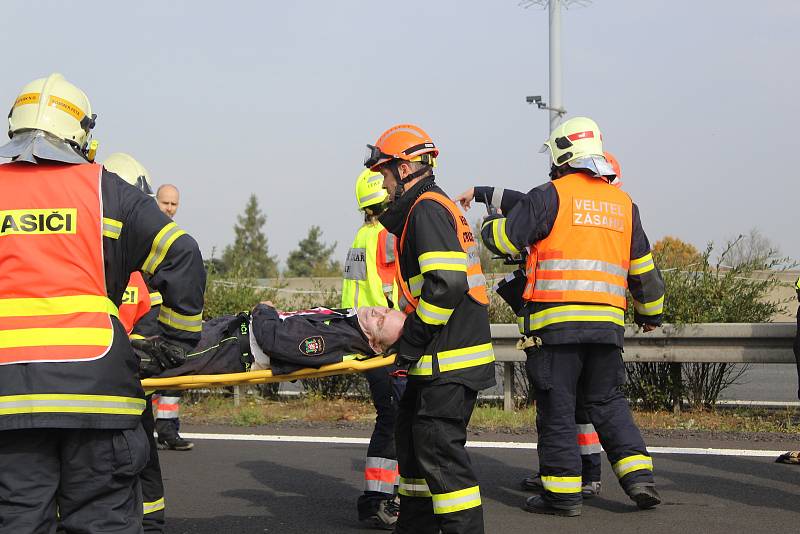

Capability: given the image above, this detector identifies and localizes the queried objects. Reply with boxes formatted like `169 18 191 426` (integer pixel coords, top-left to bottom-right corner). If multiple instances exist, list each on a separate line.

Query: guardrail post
504 362 514 412
233 385 241 407
670 363 682 414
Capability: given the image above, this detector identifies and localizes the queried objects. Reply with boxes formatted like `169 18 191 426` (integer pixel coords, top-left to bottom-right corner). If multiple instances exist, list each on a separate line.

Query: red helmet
604 151 623 188
364 124 438 170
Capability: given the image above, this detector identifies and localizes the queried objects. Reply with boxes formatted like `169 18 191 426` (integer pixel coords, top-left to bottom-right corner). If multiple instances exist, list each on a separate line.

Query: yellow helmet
355 169 388 210
7 73 95 151
541 116 604 167
103 152 154 196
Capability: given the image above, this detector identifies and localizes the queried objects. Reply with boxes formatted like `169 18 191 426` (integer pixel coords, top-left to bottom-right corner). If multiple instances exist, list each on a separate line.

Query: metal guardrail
489 323 797 411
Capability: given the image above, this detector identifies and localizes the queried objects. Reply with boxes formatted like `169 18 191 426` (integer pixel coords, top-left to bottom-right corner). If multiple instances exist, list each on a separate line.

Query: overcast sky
1 0 797 267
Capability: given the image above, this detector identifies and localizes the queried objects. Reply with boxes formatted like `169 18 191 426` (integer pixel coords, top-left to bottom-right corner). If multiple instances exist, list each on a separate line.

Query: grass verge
180 394 800 435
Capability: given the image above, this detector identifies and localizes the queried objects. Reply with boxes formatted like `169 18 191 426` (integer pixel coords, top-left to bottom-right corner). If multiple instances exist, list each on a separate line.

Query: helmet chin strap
390 160 431 202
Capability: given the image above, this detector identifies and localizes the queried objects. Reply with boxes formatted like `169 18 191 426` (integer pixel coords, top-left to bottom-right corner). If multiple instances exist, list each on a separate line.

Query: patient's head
357 306 406 354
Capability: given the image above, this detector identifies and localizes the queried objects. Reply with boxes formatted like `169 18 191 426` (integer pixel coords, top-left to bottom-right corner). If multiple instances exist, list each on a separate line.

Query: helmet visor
135 176 154 196
364 144 391 169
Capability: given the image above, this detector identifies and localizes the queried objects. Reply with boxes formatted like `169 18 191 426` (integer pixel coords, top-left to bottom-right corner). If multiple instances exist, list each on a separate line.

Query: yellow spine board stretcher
141 355 396 391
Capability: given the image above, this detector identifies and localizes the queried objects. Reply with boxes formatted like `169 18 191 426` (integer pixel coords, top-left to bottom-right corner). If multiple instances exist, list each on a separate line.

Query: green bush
623 239 792 410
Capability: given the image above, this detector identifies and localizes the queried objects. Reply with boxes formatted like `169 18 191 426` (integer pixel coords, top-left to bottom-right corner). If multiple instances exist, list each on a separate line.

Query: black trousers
141 396 165 533
530 373 602 482
395 382 484 534
358 366 406 516
0 425 148 534
527 343 654 506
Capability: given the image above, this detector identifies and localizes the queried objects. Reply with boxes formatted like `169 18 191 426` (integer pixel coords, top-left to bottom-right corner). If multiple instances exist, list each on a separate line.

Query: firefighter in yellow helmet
342 169 405 529
104 152 155 197
0 74 206 534
457 116 665 516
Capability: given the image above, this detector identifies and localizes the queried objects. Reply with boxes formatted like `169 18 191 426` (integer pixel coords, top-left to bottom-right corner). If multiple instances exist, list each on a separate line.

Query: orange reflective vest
396 191 488 314
522 173 632 309
119 271 152 335
0 162 117 364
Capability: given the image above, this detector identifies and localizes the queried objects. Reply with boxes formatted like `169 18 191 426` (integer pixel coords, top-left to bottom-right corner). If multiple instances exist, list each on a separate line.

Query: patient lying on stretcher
136 303 405 378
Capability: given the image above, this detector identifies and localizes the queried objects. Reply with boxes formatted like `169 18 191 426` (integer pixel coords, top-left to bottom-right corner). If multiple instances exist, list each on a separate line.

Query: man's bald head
156 184 180 218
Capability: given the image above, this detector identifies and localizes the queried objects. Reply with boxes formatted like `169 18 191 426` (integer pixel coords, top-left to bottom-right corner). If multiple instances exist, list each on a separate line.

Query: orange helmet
604 151 623 188
364 124 438 170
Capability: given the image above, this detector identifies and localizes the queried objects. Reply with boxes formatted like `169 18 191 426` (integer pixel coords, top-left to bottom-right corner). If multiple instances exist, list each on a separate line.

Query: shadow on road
658 454 800 511
213 459 377 532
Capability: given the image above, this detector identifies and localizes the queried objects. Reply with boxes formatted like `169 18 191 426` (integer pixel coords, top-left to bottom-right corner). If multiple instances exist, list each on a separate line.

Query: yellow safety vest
341 222 397 309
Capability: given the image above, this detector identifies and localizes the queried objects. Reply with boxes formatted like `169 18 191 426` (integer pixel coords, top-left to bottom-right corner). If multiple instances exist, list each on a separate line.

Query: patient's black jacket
153 304 375 377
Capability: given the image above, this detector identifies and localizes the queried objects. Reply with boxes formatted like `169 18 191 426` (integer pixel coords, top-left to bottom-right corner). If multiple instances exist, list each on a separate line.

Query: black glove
132 337 187 378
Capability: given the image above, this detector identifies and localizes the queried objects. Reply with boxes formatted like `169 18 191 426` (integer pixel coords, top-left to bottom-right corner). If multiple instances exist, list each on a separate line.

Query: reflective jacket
341 222 397 309
524 173 633 309
0 161 205 431
477 173 664 347
379 178 495 391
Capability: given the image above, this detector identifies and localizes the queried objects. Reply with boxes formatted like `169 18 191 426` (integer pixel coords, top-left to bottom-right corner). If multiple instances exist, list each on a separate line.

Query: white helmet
541 116 615 177
0 73 96 164
8 73 95 150
103 152 154 196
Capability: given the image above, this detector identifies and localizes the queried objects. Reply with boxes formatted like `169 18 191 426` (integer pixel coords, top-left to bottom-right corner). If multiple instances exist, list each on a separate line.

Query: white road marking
180 432 789 457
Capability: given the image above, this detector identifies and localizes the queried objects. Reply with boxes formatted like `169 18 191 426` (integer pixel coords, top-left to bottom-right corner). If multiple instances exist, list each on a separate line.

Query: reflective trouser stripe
634 295 664 316
365 457 398 493
577 424 602 454
398 477 432 498
613 455 654 478
431 486 482 514
541 475 582 494
408 343 496 376
143 497 165 515
154 396 180 419
0 394 145 416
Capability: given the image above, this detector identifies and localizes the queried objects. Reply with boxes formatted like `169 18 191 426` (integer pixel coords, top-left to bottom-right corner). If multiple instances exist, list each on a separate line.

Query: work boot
520 472 601 499
522 495 581 517
157 435 194 451
582 480 601 498
627 483 661 510
775 451 800 465
358 496 399 530
520 472 543 492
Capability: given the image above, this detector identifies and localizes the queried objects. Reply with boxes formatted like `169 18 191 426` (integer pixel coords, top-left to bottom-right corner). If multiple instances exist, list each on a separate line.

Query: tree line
208 194 342 278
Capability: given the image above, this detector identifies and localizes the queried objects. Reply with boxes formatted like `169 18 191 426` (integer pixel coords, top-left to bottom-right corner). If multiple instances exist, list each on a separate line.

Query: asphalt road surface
159 425 800 534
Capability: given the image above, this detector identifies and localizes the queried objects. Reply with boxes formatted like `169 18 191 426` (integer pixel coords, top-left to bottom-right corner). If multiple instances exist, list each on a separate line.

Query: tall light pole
521 0 590 132
548 0 564 132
